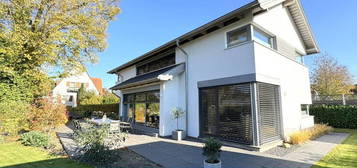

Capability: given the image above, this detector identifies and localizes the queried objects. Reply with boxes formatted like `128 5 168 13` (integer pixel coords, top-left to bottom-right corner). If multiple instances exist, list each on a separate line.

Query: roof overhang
283 0 319 54
110 63 185 90
107 1 260 74
108 0 319 74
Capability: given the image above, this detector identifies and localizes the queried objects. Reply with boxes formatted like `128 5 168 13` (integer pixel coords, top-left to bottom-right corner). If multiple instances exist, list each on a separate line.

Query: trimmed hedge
310 105 357 129
70 104 119 120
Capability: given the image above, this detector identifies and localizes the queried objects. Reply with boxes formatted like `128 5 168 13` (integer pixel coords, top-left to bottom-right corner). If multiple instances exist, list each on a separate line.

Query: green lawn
312 129 357 168
0 142 92 168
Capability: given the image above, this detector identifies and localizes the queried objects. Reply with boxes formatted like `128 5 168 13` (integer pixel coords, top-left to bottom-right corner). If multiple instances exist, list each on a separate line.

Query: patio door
200 83 253 145
135 103 146 123
123 90 160 129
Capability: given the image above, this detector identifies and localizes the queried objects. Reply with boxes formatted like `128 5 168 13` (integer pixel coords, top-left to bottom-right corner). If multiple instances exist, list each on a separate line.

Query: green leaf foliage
70 103 119 119
20 131 50 148
0 100 30 136
202 137 222 164
310 105 357 129
0 0 120 101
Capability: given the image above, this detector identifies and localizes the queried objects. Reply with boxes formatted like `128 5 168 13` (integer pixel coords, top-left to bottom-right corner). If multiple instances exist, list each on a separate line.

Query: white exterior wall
52 72 99 107
159 73 186 136
176 19 256 137
253 4 306 54
254 42 312 136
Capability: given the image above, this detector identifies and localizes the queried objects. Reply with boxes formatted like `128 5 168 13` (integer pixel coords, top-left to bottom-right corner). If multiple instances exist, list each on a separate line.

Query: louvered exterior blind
200 83 253 145
257 82 282 145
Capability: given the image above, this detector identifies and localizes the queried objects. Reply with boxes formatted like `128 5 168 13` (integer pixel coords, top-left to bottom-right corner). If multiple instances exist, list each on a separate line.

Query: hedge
69 103 120 120
310 105 357 129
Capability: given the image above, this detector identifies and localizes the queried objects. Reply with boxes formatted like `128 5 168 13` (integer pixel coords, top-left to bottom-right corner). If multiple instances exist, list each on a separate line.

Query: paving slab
124 132 349 168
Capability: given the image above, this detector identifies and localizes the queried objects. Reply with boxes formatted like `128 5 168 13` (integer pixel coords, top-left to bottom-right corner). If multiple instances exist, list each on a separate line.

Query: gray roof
110 64 181 90
108 0 319 74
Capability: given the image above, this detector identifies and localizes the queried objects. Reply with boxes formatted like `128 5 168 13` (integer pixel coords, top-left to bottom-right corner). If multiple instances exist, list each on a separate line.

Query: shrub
20 131 50 148
74 124 125 166
28 98 68 132
310 105 357 129
202 137 222 164
70 104 119 119
0 100 30 136
289 124 333 145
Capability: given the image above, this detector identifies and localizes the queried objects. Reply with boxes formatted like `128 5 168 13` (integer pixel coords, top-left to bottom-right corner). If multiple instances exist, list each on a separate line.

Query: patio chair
120 117 133 132
72 119 82 130
109 121 121 134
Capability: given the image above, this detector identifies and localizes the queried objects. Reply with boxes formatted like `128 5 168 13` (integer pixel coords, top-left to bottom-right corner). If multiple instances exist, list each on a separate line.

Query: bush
202 137 222 164
289 124 333 145
0 100 30 136
70 104 119 119
28 98 68 132
310 105 357 129
20 131 50 148
74 124 125 166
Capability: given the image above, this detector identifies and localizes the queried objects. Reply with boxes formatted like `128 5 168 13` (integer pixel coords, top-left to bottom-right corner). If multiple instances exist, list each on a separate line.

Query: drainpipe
176 40 189 133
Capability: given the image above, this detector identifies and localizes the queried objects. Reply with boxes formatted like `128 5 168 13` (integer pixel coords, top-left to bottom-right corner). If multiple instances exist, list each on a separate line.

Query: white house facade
52 72 102 107
109 0 318 149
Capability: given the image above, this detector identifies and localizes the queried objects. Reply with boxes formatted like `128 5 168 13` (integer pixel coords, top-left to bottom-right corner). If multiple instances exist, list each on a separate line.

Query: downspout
176 40 189 133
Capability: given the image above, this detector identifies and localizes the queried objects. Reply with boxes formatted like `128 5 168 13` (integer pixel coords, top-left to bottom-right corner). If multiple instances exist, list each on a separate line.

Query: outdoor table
90 118 118 125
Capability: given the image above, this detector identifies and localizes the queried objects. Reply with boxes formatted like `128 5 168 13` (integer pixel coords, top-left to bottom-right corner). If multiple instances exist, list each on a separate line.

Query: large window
253 27 274 48
226 27 249 48
136 54 175 75
123 90 160 128
200 83 253 144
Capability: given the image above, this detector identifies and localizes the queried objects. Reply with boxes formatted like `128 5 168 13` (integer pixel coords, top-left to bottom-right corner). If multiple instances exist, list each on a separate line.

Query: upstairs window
137 53 175 75
295 52 304 64
253 27 274 48
226 27 249 48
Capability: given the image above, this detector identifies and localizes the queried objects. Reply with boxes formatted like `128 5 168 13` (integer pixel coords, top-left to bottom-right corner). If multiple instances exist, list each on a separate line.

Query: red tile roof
90 77 103 94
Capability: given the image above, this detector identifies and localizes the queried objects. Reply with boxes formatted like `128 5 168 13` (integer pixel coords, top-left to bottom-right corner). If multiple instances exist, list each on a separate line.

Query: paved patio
56 122 349 168
123 132 349 168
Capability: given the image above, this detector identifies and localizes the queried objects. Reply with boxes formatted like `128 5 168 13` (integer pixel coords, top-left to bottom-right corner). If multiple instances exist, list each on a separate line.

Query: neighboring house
108 0 319 149
52 72 103 107
351 84 357 94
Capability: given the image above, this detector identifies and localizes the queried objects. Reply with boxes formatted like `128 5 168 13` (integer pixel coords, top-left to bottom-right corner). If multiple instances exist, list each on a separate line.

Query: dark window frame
226 25 251 48
199 82 254 145
136 53 176 75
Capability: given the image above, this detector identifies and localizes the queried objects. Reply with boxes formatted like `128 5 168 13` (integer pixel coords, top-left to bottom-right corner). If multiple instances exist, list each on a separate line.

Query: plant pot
172 130 186 141
204 160 221 168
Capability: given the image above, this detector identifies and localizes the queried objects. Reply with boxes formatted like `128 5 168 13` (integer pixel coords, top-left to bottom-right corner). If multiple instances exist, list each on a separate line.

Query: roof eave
107 1 261 74
284 0 320 55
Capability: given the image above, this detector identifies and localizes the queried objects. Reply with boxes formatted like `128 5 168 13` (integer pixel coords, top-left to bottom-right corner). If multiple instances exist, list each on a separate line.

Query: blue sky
86 0 357 88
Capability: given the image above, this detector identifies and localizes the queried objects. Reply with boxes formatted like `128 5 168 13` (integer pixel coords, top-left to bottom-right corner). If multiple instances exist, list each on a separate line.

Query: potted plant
171 107 186 140
202 137 222 168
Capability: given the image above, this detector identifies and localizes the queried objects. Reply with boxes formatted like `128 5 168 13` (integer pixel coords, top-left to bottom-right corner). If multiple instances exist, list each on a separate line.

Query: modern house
108 0 318 149
52 72 103 107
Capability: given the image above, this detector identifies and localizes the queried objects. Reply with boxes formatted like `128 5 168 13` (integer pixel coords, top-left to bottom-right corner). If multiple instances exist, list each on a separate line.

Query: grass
312 129 357 168
0 142 92 168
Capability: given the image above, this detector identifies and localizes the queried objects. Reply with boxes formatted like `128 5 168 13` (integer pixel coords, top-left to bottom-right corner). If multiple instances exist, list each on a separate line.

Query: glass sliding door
123 90 160 129
135 103 146 123
147 103 160 128
200 83 253 145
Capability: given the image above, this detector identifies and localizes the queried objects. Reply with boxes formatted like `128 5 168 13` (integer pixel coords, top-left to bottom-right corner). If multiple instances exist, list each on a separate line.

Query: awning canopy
110 63 185 90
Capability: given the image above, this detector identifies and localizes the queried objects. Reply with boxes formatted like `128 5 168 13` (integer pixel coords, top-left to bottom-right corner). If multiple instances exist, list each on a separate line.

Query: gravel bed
264 144 300 157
